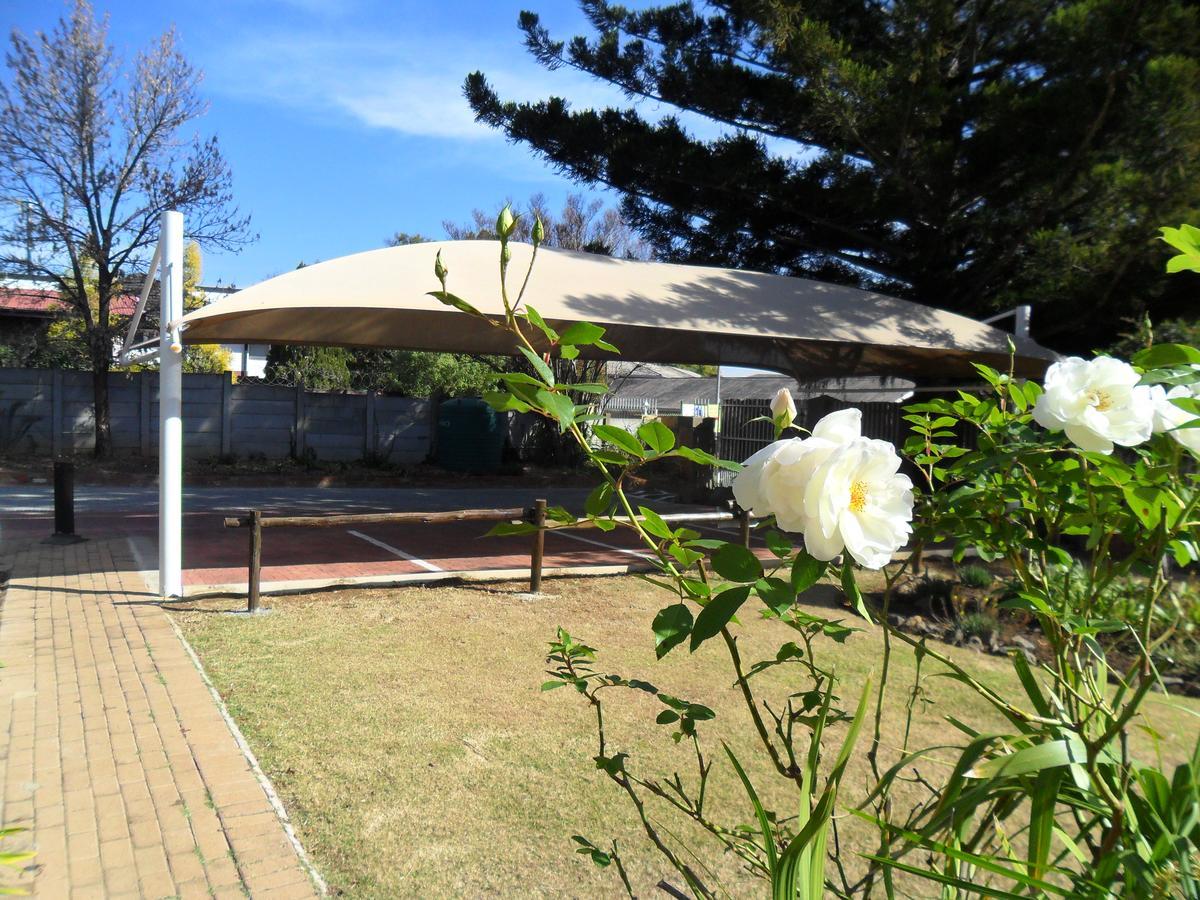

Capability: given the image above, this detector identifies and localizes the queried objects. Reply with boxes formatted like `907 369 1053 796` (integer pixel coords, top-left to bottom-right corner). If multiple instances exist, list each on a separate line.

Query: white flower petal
803 522 845 561
1063 422 1113 454
810 408 861 445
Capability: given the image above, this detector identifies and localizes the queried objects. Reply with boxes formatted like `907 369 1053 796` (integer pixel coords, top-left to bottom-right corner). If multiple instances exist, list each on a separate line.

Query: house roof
606 360 702 378
0 286 139 317
180 240 1057 380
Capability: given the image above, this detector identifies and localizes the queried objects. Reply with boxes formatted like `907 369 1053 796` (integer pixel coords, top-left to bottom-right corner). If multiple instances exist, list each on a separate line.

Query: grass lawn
170 576 1200 898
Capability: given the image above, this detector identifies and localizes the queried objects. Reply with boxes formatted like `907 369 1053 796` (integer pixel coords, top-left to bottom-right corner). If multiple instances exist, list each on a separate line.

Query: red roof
0 287 138 317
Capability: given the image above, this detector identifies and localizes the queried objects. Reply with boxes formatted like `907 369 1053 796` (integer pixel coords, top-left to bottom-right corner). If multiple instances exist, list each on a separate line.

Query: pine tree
466 1 1200 350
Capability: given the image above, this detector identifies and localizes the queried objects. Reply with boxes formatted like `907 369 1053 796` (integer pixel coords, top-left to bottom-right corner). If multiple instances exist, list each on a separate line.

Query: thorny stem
721 627 793 781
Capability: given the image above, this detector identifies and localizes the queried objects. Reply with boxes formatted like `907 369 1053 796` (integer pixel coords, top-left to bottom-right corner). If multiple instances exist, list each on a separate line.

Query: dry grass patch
170 577 1200 898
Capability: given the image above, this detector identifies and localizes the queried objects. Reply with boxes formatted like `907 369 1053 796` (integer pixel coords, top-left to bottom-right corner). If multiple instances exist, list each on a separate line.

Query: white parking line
550 529 654 560
346 529 444 572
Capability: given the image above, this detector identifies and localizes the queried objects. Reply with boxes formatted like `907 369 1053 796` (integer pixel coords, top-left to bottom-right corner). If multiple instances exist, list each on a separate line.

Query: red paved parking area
0 489 753 591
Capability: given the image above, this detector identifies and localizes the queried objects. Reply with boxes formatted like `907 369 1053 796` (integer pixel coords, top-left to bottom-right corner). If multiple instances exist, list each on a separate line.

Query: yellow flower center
849 479 868 513
1085 388 1113 412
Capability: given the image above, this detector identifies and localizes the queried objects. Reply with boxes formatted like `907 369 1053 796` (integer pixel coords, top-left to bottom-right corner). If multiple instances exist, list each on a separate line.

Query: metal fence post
739 507 751 548
530 499 547 592
53 461 74 537
248 509 262 613
158 210 184 599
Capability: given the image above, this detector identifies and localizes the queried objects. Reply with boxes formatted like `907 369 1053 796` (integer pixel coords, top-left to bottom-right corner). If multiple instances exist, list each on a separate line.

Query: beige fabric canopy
181 241 1055 379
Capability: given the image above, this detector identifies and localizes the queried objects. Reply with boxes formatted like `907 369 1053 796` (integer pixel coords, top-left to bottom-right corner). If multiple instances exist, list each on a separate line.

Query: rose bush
429 210 1200 897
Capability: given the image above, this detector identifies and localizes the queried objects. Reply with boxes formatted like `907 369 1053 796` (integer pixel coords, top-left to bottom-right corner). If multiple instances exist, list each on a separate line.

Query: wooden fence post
530 498 547 593
248 509 262 613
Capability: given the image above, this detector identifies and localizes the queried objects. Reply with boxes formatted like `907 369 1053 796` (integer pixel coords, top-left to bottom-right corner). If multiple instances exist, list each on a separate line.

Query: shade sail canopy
181 241 1055 379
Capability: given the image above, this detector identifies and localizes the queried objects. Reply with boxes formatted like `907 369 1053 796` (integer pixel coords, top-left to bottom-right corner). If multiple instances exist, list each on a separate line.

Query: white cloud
206 28 633 141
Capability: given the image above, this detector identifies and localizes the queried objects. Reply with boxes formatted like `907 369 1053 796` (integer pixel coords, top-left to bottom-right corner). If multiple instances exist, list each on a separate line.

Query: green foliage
437 211 1200 897
1162 224 1200 274
467 1 1200 352
956 563 994 589
347 349 506 398
956 611 997 643
263 345 352 391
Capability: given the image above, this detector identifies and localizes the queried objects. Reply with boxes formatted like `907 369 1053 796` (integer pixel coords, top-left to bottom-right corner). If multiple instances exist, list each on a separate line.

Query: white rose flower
732 409 915 569
1150 383 1200 453
1031 356 1154 454
732 409 861 532
770 387 797 425
801 438 914 570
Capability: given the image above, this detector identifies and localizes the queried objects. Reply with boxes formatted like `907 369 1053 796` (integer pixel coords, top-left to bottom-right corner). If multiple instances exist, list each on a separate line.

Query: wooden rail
222 508 525 529
224 501 752 611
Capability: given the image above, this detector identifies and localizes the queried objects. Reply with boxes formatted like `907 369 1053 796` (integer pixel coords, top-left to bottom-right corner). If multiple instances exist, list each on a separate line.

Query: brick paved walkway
0 537 320 898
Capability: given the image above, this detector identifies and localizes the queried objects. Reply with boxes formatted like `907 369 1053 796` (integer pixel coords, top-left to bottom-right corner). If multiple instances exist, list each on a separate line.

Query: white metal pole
159 211 184 598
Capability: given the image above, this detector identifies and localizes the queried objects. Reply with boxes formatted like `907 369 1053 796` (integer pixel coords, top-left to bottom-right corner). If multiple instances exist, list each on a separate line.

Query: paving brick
0 538 320 898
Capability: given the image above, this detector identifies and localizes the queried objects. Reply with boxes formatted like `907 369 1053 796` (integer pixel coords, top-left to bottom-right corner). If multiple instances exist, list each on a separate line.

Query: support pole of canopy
159 211 184 599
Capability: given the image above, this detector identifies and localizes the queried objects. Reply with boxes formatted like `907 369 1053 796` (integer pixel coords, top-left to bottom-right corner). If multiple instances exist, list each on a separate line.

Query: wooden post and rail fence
224 501 754 613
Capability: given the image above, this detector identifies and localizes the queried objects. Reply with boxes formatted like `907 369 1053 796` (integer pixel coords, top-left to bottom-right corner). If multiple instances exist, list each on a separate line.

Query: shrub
957 610 998 642
434 214 1200 897
956 562 994 589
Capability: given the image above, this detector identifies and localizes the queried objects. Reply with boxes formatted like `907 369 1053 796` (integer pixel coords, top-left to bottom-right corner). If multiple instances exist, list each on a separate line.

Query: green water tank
435 398 506 473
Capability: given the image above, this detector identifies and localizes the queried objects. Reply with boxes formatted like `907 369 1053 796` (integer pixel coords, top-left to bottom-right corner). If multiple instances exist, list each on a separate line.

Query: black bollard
53 460 75 537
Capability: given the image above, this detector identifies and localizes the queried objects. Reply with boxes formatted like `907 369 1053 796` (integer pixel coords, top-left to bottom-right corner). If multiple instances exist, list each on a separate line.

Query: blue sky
4 0 638 288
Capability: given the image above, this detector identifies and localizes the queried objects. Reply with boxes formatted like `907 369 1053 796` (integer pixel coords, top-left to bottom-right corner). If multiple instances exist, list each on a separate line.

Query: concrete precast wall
0 368 431 463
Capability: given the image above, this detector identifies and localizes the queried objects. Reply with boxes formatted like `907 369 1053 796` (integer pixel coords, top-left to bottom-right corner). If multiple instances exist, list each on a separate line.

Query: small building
0 277 267 377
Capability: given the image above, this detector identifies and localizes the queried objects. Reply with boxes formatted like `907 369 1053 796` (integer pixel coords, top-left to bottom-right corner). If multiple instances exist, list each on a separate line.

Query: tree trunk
91 343 111 459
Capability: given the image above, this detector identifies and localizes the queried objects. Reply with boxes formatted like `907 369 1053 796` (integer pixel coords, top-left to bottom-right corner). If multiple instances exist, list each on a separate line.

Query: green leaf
673 446 744 472
656 709 680 724
560 344 580 360
559 321 607 346
652 604 693 659
755 577 795 615
482 391 531 413
637 420 676 454
791 553 825 593
710 544 763 582
427 290 481 316
1159 225 1200 275
724 745 778 874
690 586 751 650
969 737 1087 780
841 560 872 622
540 680 567 691
535 389 577 431
566 382 607 394
518 346 555 386
1123 485 1166 530
594 339 619 354
638 506 674 540
764 530 791 558
499 372 545 387
585 483 614 517
1132 343 1200 370
592 425 645 457
523 305 558 342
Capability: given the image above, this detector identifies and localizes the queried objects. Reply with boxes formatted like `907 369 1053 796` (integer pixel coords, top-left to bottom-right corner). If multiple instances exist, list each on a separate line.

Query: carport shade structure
179 240 1055 379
